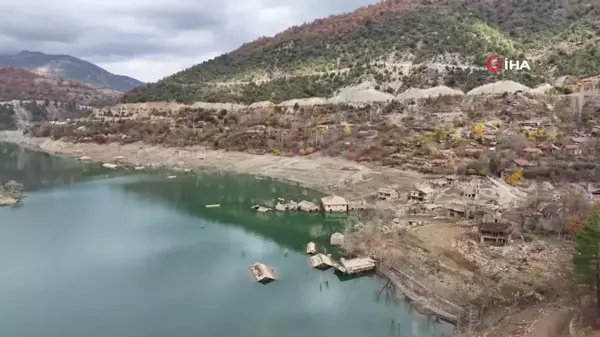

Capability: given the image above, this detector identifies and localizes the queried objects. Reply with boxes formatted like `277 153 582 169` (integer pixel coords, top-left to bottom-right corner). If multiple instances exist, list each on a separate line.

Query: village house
464 148 484 157
461 180 479 199
482 211 503 223
444 203 467 218
377 188 399 201
523 147 543 158
478 222 512 246
298 200 320 212
430 178 451 188
321 195 348 213
439 149 454 158
537 142 560 153
565 144 582 156
518 119 543 129
481 135 497 146
431 158 449 167
513 158 533 168
409 184 434 202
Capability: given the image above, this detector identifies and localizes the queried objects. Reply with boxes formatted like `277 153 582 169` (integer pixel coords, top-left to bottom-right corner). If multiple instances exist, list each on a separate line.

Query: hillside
0 51 143 91
123 0 600 104
0 67 121 129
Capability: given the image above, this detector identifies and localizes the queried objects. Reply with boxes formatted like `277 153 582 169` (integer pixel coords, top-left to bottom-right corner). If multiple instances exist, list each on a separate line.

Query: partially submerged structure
334 257 376 275
321 195 348 212
309 254 335 270
306 242 316 254
478 222 512 246
298 200 320 212
249 263 276 283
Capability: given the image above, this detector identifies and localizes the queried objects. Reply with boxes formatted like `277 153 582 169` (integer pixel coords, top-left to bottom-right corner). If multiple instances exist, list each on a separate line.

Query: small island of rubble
0 180 24 206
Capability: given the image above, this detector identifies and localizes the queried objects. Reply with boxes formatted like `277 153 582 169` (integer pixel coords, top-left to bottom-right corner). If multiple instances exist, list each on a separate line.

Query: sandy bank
0 131 420 197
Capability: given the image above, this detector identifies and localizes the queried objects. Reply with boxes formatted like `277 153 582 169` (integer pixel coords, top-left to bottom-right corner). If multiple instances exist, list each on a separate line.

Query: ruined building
478 222 512 246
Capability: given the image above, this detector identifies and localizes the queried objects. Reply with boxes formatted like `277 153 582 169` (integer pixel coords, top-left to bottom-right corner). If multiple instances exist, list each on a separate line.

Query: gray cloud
0 0 378 82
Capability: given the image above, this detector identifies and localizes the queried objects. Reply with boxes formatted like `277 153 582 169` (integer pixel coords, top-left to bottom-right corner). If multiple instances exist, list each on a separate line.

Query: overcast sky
0 0 377 82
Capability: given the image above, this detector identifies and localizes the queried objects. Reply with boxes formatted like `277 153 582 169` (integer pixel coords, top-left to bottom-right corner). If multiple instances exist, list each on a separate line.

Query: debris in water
306 242 316 254
249 262 276 283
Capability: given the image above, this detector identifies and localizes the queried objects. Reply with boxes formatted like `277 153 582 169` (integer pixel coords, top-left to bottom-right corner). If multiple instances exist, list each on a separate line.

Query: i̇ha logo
486 55 531 73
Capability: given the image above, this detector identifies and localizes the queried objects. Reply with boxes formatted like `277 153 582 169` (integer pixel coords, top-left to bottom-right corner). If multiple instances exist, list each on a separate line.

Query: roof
537 142 551 149
523 147 542 153
445 203 466 212
414 183 434 194
321 195 348 206
298 200 319 208
571 137 587 143
309 254 334 267
513 159 531 167
523 209 539 217
565 144 580 150
479 222 512 233
378 187 397 194
431 158 449 164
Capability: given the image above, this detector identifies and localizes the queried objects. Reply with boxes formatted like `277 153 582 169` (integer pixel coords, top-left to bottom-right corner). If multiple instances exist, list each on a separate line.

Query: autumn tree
344 124 351 135
472 123 484 140
505 168 523 185
573 205 600 311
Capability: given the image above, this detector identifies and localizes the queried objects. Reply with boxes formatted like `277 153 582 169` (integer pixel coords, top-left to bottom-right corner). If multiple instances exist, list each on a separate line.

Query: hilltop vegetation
0 67 120 106
124 0 600 104
0 51 143 91
0 67 121 129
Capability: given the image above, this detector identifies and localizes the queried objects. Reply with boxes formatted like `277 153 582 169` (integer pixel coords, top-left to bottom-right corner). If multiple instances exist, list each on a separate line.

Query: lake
0 142 453 337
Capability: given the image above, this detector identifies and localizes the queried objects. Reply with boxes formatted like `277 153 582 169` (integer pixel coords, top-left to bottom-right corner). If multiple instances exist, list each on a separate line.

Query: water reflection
0 142 119 190
120 173 345 254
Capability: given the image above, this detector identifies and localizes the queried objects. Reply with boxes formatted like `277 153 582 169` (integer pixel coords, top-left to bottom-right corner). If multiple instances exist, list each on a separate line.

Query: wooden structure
306 242 316 254
409 183 433 202
478 222 512 246
333 257 376 275
309 254 335 270
249 263 276 283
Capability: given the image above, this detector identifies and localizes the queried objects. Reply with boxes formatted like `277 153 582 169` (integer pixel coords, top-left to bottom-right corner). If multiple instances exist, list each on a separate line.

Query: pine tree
573 205 600 310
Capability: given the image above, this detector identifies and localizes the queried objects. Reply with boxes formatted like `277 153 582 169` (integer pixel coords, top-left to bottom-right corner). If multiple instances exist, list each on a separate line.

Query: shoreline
0 131 463 327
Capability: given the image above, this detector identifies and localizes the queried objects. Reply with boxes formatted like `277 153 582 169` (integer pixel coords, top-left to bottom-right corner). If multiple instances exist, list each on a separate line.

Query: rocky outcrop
0 180 24 206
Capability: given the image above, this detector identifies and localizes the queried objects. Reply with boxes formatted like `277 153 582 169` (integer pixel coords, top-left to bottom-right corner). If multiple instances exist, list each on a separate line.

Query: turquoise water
0 143 453 337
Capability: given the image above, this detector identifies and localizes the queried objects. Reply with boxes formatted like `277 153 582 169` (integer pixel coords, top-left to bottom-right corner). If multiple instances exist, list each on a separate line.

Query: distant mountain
0 67 120 105
0 51 144 92
0 67 122 129
123 0 600 104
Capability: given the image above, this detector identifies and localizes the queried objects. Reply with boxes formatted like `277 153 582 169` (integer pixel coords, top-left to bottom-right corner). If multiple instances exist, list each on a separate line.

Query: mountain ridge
123 0 600 104
0 51 143 92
